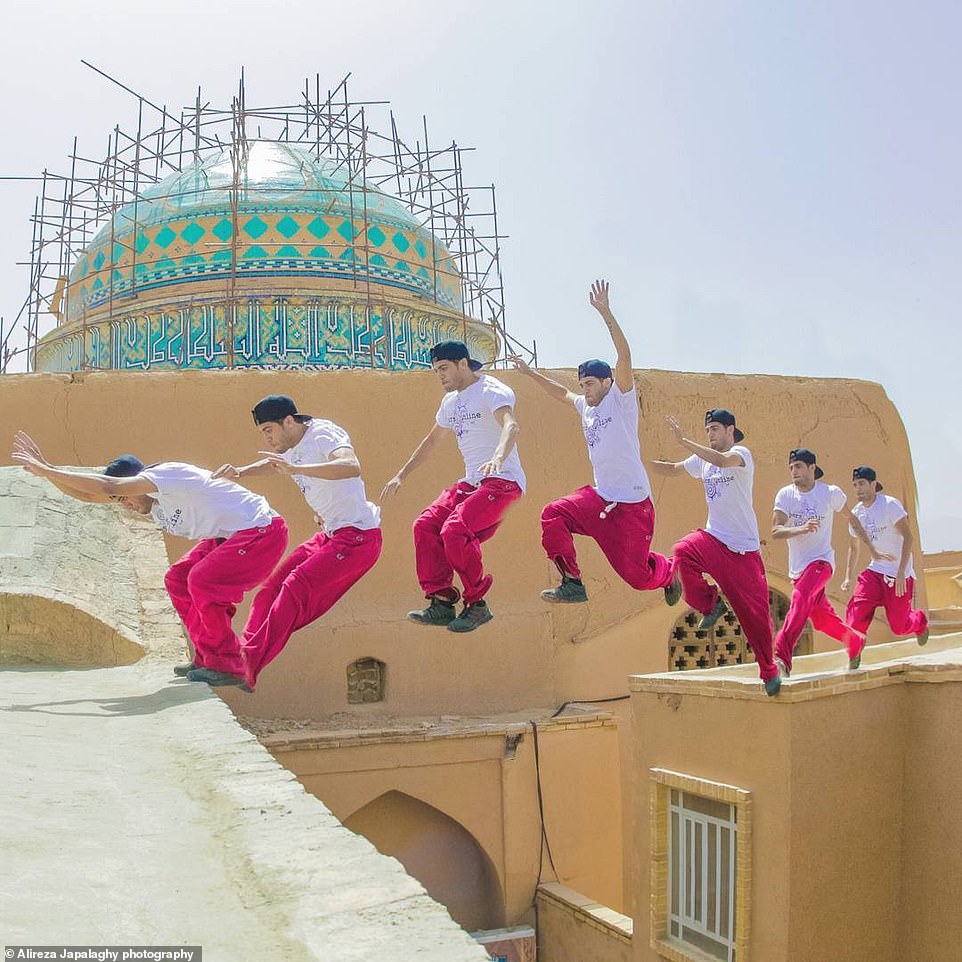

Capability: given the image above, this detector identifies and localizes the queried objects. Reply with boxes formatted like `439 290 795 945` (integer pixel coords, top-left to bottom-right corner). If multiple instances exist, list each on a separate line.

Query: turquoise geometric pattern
65 142 463 330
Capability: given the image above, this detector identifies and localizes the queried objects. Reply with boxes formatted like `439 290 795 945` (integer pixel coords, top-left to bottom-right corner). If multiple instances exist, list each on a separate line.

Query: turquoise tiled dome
67 141 462 322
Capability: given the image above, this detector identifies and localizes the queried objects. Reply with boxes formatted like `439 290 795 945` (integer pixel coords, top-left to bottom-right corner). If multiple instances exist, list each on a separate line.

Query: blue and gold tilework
65 142 463 326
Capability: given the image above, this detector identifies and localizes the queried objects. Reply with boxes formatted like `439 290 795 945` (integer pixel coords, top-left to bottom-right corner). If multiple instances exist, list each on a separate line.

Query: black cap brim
468 359 483 371
814 466 824 479
733 428 745 443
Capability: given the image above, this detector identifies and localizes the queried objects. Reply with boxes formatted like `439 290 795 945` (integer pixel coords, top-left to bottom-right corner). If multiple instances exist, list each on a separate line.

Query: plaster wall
0 367 922 715
267 716 623 928
899 677 962 960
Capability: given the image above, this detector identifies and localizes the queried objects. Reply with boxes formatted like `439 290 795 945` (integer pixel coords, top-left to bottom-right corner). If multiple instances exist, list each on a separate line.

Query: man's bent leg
413 484 464 600
672 530 720 615
243 528 382 687
441 478 522 604
186 517 288 675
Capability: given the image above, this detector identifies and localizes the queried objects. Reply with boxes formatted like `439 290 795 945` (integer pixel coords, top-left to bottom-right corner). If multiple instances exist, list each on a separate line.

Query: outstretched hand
665 415 685 443
507 354 532 375
589 279 610 314
380 475 402 501
211 464 241 480
11 431 49 476
256 452 296 475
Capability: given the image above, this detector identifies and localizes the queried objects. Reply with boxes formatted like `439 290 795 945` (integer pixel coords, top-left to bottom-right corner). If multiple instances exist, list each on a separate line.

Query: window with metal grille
667 788 738 961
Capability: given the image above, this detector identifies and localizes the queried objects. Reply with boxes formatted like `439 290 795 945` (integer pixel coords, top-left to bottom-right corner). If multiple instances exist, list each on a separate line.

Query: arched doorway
344 790 504 931
668 588 812 671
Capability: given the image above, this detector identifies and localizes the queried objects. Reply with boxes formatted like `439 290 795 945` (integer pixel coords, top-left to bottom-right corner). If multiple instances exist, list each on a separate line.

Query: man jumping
11 431 287 688
771 448 887 676
652 410 780 696
842 465 929 646
512 279 679 606
382 340 524 633
212 395 382 690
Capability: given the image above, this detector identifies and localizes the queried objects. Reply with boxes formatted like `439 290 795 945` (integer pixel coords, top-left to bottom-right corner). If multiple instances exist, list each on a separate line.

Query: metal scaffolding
0 63 533 373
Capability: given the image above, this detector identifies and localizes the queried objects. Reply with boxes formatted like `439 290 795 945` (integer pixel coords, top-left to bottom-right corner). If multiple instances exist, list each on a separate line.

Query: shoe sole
407 613 456 626
917 634 929 647
664 580 683 607
775 657 791 678
447 613 494 633
540 593 587 604
173 664 195 677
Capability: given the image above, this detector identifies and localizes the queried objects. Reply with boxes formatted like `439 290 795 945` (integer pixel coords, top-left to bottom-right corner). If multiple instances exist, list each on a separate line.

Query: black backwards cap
789 448 824 480
430 340 483 372
705 408 744 443
104 454 145 478
252 395 313 425
577 359 613 380
853 465 883 492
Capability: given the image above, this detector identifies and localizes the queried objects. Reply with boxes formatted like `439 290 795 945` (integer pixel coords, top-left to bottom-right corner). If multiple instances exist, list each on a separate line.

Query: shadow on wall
345 790 505 932
0 593 144 668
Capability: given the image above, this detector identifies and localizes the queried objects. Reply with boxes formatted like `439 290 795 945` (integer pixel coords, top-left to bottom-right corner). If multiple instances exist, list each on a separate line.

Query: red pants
774 560 864 671
413 478 522 604
673 529 777 682
164 516 288 676
541 486 673 590
845 570 928 637
241 526 382 688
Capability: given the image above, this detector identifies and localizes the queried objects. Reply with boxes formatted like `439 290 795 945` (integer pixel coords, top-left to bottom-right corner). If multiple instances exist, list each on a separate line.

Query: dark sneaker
775 656 791 679
447 601 494 633
407 596 458 626
663 575 683 607
848 637 866 671
186 667 248 688
699 596 728 630
917 629 929 647
541 576 588 604
173 662 196 677
764 675 782 697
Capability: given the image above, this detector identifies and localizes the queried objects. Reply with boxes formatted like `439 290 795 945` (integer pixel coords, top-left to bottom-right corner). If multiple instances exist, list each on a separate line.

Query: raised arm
510 355 578 404
664 416 745 469
11 432 156 503
589 279 633 392
479 406 521 477
380 422 447 500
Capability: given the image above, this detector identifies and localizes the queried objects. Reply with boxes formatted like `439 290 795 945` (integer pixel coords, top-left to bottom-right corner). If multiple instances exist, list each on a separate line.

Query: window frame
649 768 753 962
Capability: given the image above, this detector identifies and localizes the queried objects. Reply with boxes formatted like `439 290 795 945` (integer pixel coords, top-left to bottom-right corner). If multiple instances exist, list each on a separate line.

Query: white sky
1 0 959 549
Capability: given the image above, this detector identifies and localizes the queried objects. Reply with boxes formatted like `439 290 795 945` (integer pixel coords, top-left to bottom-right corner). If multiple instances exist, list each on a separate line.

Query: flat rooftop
1 659 489 962
630 632 962 702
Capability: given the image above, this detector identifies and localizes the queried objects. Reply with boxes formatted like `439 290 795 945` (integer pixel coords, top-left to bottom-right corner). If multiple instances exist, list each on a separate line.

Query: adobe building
1 73 951 961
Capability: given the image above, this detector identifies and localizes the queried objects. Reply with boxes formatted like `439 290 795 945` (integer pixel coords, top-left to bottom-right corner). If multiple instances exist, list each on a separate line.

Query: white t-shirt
849 494 914 579
284 419 380 535
774 481 847 579
573 384 651 503
683 445 760 553
142 462 275 540
436 375 526 492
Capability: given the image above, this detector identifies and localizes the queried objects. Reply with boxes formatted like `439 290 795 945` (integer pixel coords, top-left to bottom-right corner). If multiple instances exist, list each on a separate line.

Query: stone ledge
537 882 633 942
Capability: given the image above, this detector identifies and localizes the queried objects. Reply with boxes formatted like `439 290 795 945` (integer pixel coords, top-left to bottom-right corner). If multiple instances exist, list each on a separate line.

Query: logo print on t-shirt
155 507 183 533
789 501 821 527
704 465 735 502
583 414 613 448
450 397 481 439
